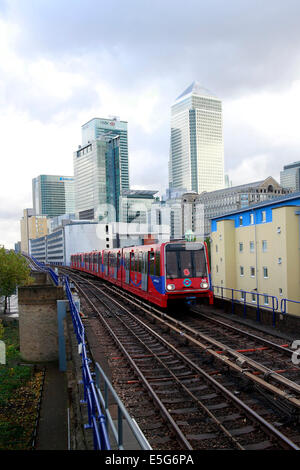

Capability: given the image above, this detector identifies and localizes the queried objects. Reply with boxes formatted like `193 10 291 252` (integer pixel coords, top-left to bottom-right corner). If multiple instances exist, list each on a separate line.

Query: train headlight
200 282 209 289
166 284 175 291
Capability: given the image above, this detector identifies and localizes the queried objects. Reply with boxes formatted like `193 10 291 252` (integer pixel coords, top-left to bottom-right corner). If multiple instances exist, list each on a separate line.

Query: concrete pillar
18 276 65 362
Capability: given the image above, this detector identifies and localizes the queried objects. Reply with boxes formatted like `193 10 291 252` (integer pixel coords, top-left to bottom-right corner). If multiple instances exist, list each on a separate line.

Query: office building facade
280 161 300 192
20 208 48 254
120 190 158 224
32 175 75 217
210 193 300 316
81 117 129 190
198 176 291 236
169 81 224 194
73 134 122 222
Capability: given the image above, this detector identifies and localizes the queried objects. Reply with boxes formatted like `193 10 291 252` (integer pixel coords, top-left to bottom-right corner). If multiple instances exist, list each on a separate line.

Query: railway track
60 267 300 450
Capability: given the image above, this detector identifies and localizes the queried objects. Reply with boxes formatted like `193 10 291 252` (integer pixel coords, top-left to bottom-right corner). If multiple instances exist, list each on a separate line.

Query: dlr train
70 240 213 309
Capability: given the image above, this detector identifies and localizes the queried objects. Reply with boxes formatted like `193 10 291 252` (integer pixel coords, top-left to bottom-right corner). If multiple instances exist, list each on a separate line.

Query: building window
250 213 254 224
262 240 267 252
278 257 282 265
251 293 256 303
216 265 218 273
279 288 283 296
239 216 243 226
263 267 268 278
262 211 266 223
240 291 245 301
239 242 243 252
216 244 218 253
264 295 269 305
250 241 255 253
240 266 244 276
250 267 255 277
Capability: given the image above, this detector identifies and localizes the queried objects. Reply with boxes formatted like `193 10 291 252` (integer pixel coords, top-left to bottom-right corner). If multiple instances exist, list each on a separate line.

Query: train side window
124 253 129 270
155 250 160 276
138 252 142 272
149 251 155 275
142 252 146 273
130 252 135 271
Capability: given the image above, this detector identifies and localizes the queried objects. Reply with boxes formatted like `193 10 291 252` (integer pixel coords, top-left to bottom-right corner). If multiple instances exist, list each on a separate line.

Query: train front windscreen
165 242 207 279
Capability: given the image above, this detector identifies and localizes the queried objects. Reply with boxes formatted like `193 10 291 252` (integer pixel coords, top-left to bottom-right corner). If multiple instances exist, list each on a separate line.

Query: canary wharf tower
169 82 224 193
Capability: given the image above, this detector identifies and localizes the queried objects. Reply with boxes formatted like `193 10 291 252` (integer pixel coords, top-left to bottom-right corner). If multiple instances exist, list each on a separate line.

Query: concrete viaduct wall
18 271 64 362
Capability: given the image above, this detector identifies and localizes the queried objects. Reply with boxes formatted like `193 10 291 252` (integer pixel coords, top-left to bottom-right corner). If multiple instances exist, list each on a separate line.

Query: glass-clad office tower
81 117 129 191
32 175 75 217
169 81 224 194
280 161 300 192
73 135 122 222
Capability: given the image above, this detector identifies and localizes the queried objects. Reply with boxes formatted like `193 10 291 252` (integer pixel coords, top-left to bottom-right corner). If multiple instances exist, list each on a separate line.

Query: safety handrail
30 256 59 286
64 276 110 450
280 297 300 315
212 285 279 326
95 363 152 450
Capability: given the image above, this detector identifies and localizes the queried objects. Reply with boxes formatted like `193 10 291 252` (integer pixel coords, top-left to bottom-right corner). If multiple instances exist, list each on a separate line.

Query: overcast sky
1 0 300 248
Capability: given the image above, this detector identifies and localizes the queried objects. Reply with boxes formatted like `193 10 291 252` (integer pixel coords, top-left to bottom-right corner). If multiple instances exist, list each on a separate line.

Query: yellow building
20 209 48 254
211 193 300 316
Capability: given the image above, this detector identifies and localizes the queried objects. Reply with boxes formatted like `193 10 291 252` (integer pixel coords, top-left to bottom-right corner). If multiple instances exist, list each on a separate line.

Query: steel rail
101 282 300 404
191 308 294 356
72 275 300 450
73 281 194 451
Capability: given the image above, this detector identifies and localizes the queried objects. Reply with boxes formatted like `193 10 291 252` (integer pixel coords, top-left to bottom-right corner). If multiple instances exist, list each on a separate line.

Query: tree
0 248 33 313
205 237 211 267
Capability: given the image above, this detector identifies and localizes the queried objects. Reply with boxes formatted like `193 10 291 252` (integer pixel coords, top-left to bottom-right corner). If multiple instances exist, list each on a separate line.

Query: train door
148 250 155 295
125 252 130 284
117 252 121 282
98 252 102 276
113 253 117 280
141 251 148 291
130 252 135 285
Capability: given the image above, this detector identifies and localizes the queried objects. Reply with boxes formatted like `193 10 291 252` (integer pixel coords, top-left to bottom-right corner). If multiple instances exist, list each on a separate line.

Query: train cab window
166 250 177 279
149 251 155 275
117 252 121 269
166 243 207 279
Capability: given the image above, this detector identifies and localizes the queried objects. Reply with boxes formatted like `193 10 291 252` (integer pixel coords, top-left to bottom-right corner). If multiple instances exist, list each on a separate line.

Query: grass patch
0 319 43 450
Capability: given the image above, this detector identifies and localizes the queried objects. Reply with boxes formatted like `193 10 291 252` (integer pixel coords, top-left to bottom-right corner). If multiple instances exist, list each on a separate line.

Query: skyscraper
280 161 300 192
73 134 122 222
169 81 224 194
81 116 129 190
32 175 75 217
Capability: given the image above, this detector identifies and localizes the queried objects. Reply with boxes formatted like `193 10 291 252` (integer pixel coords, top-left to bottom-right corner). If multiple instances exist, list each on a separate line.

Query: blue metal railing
280 298 300 316
213 285 279 327
30 256 59 286
64 277 111 450
29 257 110 449
95 363 152 450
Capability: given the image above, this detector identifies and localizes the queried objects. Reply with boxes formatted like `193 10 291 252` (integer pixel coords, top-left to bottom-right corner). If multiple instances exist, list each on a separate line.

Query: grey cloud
3 0 300 97
1 73 100 123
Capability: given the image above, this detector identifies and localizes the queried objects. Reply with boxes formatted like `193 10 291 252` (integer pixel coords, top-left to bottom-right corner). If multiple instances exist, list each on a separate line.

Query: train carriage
71 240 213 309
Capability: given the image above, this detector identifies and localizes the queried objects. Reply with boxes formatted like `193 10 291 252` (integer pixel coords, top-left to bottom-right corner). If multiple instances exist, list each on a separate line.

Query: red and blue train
70 240 213 309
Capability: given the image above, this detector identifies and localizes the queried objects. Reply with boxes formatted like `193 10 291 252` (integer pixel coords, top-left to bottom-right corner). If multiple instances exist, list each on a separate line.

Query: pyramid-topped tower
169 82 224 194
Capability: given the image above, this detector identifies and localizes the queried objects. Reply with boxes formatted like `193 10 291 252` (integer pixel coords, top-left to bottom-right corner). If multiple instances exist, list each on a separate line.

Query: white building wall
64 223 106 266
